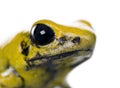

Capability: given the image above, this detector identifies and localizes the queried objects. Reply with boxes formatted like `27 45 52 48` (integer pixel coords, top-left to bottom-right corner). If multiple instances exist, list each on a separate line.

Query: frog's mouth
25 49 92 69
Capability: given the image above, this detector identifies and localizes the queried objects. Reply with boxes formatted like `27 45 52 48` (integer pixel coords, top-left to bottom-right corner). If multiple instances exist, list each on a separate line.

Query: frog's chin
25 48 93 68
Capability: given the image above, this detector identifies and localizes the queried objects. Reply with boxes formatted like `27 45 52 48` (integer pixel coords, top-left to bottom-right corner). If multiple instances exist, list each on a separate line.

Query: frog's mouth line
25 49 92 69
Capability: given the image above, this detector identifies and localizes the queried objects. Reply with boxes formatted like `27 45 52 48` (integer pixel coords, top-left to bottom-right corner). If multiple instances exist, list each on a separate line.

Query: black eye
30 24 55 45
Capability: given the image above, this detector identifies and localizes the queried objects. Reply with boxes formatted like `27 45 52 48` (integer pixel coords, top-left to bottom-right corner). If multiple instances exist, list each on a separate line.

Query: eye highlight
30 24 55 45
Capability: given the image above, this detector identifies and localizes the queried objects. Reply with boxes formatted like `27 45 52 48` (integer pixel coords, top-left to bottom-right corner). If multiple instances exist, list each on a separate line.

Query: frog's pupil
30 24 55 45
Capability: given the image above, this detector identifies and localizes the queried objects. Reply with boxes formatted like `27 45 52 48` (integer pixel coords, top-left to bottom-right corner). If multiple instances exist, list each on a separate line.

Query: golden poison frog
0 20 96 88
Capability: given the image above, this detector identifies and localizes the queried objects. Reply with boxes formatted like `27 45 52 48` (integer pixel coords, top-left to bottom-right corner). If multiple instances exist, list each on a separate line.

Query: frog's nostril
72 37 80 44
58 36 67 45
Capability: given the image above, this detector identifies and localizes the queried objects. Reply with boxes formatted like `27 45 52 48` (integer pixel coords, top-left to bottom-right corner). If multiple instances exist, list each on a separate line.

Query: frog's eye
30 24 55 45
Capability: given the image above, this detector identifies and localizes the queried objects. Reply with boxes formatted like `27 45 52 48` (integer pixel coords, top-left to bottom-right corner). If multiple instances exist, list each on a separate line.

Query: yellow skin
0 20 96 88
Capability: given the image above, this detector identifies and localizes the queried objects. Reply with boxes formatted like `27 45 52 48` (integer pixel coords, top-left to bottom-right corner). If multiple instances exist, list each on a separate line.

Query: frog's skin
0 20 96 88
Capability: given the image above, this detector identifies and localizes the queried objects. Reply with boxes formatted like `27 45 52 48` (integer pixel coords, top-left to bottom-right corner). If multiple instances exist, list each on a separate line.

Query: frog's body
0 20 96 88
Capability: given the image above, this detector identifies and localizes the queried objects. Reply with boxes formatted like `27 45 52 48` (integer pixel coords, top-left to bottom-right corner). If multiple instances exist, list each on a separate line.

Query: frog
0 19 96 88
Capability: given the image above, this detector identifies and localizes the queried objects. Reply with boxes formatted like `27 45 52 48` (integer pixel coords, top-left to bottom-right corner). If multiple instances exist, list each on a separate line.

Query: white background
0 0 120 88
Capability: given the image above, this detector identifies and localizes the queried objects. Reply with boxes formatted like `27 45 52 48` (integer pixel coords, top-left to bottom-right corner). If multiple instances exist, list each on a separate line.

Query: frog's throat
25 49 92 68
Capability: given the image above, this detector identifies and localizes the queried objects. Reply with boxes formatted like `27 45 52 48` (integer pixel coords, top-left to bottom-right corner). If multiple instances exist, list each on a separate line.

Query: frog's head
8 20 96 70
